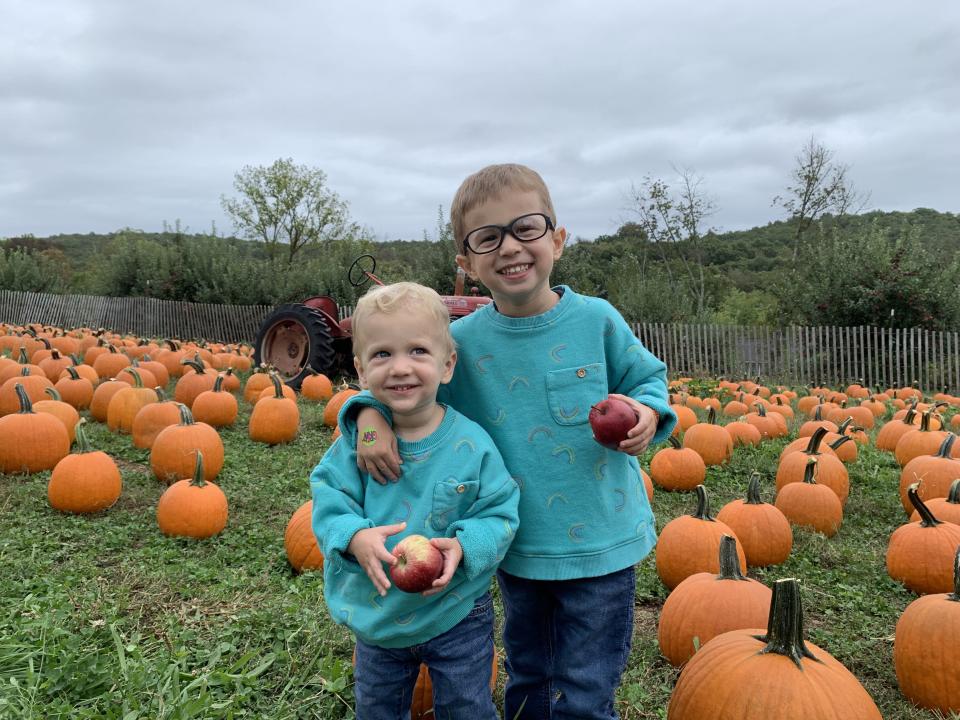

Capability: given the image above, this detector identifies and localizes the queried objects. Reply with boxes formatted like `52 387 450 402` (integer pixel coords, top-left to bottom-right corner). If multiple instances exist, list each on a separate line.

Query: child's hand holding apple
589 394 659 456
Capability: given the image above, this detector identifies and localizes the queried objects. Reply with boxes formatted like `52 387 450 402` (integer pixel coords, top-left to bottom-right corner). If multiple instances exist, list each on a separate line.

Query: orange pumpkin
667 578 882 719
156 452 228 539
886 484 960 595
150 403 224 484
649 436 706 492
682 407 733 466
716 472 792 567
249 374 300 445
657 535 771 667
655 485 747 590
323 384 361 428
0 383 71 474
774 457 843 537
894 547 960 713
47 418 122 514
285 500 324 572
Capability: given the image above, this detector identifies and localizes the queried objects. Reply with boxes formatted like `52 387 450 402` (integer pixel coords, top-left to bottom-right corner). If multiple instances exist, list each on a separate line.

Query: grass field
1 385 957 719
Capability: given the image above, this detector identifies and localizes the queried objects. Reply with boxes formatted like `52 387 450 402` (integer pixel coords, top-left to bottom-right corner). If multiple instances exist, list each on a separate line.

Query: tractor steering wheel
348 254 383 288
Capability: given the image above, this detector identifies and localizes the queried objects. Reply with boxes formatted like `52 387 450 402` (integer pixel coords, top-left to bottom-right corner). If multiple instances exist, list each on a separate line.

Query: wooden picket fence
0 290 274 344
633 323 960 392
2 290 958 390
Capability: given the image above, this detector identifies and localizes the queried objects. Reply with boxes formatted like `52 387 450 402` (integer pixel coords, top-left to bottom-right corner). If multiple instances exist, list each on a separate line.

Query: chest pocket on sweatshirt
431 477 480 531
545 363 607 426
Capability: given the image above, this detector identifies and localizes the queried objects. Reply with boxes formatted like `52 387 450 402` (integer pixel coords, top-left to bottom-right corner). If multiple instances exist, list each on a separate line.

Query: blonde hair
450 163 556 254
351 282 454 358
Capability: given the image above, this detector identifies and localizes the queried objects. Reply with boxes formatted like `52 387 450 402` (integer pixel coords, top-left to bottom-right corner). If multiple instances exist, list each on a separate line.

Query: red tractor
253 254 490 388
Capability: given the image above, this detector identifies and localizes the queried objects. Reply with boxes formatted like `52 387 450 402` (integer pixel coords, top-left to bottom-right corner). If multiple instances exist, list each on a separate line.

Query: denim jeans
353 592 497 720
497 566 636 720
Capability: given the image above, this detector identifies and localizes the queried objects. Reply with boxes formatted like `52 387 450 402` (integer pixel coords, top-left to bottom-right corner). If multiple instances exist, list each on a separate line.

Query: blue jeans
497 567 636 720
353 592 497 720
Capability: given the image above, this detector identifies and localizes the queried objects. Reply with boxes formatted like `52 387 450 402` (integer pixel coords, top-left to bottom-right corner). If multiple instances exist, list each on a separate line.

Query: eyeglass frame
462 212 556 255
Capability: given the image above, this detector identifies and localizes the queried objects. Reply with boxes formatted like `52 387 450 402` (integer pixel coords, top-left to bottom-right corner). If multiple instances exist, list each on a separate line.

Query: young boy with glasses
311 282 519 720
344 164 676 719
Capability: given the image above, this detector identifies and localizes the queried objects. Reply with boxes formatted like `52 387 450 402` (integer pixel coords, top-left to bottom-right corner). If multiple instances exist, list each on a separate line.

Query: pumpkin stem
950 547 960 603
813 405 824 421
934 433 957 459
802 457 819 484
74 417 92 454
269 372 286 399
907 483 941 528
213 374 225 393
44 387 63 402
753 403 767 417
189 450 207 487
716 535 747 581
903 407 917 425
181 357 206 375
154 386 168 402
667 435 682 450
829 435 852 451
756 578 821 669
65 366 81 381
690 484 715 521
176 402 196 427
13 383 35 414
745 472 765 505
804 426 828 455
17 347 29 364
837 417 853 433
123 368 144 388
947 479 960 505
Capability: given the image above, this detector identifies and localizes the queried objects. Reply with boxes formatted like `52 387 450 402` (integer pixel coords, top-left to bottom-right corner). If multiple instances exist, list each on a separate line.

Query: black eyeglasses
462 213 555 254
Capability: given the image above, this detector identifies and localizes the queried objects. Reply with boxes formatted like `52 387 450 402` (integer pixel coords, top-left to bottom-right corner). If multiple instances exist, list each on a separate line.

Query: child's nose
498 231 524 254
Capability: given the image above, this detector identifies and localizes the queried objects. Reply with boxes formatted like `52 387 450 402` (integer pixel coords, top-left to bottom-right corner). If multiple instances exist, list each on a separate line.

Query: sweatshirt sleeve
310 439 374 560
602 303 677 444
446 449 520 581
337 391 394 447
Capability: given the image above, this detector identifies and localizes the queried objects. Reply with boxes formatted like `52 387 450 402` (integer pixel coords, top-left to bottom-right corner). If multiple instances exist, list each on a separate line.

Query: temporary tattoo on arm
361 428 378 446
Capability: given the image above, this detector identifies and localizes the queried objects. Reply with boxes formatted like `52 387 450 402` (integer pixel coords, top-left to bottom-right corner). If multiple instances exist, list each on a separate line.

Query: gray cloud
2 0 958 241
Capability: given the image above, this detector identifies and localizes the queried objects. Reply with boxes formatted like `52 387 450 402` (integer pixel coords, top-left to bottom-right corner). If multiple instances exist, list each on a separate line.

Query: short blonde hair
450 163 556 254
351 282 455 359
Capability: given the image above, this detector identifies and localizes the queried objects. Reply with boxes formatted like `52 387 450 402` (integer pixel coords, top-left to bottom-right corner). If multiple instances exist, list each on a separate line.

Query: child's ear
440 351 457 384
353 356 369 389
552 226 567 260
455 254 478 281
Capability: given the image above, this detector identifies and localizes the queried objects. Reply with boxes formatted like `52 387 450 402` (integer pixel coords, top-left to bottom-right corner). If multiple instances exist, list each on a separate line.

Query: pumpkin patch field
2 328 960 718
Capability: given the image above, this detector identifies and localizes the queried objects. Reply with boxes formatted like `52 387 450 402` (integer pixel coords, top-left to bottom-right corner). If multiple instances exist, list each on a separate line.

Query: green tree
221 158 359 264
771 220 960 330
773 136 869 261
626 168 716 316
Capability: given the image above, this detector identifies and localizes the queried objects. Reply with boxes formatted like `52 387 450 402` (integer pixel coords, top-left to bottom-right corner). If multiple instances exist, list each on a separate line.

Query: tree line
3 142 959 330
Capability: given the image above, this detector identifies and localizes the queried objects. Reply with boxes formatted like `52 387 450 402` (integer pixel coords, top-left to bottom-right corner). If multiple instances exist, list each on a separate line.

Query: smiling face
456 190 566 317
353 306 456 438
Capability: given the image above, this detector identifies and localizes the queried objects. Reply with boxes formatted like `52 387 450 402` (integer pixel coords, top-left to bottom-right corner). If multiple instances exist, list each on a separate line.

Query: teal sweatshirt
341 286 676 581
310 405 519 648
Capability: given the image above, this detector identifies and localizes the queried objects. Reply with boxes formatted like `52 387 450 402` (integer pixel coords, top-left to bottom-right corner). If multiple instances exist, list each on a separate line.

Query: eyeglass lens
466 213 549 254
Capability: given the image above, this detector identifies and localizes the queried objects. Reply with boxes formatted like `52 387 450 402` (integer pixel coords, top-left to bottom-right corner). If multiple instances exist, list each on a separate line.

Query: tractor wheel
253 304 335 389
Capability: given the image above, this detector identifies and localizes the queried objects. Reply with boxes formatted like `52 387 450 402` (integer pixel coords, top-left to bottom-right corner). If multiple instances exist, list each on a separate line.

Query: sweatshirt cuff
636 395 676 445
322 514 375 558
338 392 393 446
451 524 502 581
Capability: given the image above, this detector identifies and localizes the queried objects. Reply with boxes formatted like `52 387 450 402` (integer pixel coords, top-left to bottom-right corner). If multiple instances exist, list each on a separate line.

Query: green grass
1 388 957 719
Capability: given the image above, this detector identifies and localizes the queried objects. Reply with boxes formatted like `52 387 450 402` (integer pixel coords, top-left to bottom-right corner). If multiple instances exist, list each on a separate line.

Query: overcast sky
3 1 958 243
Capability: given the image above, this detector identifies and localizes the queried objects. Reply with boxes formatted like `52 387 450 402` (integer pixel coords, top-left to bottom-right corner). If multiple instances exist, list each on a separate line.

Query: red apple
589 396 639 449
389 534 443 593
